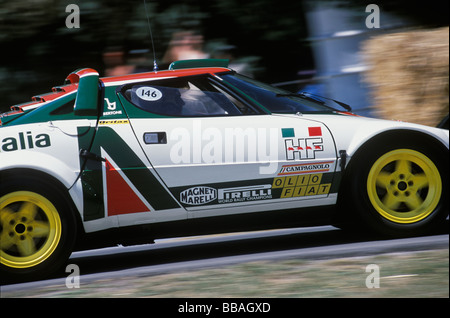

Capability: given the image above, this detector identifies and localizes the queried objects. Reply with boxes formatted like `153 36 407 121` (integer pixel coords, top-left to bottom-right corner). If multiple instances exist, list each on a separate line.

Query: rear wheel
0 176 76 282
344 138 448 237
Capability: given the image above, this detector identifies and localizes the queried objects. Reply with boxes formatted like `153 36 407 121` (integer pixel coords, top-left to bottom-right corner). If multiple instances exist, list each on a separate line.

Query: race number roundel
136 86 162 101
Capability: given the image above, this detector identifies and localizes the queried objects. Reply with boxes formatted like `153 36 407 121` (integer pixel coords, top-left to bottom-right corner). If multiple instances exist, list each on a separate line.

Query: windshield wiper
276 92 324 104
276 92 352 112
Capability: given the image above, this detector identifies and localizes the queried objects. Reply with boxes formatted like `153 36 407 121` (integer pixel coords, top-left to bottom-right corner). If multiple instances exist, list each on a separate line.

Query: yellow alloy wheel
0 191 62 269
367 149 442 224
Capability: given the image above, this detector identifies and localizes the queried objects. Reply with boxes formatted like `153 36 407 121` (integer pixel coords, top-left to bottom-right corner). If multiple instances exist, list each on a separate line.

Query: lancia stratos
0 59 448 281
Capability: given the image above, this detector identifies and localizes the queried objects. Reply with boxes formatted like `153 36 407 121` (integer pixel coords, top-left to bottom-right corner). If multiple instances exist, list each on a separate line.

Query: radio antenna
143 0 158 72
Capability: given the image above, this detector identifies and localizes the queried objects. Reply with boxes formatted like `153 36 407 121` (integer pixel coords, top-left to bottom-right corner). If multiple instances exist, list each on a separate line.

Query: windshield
219 73 338 114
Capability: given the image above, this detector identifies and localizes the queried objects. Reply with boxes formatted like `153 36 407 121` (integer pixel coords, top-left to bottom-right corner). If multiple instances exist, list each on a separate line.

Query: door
79 85 183 230
118 74 338 217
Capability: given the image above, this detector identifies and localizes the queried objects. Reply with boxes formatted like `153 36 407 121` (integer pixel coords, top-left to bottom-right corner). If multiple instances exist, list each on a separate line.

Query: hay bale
362 27 449 127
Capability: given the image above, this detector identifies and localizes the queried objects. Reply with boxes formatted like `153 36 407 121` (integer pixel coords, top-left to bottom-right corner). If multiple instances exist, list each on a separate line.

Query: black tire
0 174 77 283
342 135 448 237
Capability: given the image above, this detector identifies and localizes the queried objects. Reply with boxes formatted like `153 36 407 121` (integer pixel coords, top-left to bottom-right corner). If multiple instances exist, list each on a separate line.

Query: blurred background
0 0 448 125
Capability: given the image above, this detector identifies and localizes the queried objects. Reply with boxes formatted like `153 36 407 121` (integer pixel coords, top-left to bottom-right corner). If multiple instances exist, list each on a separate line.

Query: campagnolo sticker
136 86 162 101
278 161 334 176
180 186 217 205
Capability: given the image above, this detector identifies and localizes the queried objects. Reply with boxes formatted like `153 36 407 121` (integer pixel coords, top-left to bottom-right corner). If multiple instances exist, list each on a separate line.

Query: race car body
1 59 448 281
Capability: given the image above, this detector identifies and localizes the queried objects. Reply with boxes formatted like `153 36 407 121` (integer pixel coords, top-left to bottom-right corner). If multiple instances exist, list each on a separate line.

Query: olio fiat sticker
272 173 331 198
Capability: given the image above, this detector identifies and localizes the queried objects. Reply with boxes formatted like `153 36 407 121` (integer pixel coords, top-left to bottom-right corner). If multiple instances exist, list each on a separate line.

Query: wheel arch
0 168 85 236
345 129 449 172
335 129 449 231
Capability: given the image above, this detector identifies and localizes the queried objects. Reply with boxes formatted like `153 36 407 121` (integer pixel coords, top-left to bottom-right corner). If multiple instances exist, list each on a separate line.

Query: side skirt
74 205 337 251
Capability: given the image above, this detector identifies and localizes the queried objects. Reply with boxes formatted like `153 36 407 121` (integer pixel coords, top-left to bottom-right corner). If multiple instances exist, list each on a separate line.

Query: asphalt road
1 222 448 292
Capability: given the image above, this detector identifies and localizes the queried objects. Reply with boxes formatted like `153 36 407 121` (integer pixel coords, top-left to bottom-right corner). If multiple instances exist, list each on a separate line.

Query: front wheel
345 140 448 237
0 176 77 283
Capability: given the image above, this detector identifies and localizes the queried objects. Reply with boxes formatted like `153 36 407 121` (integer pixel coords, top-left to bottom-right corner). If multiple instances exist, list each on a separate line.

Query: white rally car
1 59 448 281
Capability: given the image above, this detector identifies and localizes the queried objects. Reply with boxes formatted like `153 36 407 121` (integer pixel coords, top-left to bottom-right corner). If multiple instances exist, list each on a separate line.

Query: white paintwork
2 100 448 235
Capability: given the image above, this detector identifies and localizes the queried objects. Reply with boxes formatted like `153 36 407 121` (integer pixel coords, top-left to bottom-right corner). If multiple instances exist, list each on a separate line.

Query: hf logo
285 138 323 160
283 127 324 161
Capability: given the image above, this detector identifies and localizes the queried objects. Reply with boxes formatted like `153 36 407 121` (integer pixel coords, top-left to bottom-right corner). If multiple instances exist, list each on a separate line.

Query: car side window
121 76 253 117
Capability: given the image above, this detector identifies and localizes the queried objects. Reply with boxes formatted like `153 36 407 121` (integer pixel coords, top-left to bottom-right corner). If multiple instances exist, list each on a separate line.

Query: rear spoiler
1 68 100 125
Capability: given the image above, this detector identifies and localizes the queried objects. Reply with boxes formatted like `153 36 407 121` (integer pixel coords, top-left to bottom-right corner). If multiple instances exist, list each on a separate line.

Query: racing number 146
136 87 162 101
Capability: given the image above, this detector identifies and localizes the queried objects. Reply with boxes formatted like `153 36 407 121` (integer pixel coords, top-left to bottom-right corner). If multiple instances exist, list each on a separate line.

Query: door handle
143 132 167 144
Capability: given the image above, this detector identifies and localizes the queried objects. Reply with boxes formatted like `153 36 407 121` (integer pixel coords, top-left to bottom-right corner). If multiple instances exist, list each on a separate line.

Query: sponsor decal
283 126 324 161
285 138 323 160
105 98 116 110
103 97 123 116
1 132 51 152
180 186 217 205
99 119 130 125
218 185 272 204
103 110 123 116
278 161 333 176
272 173 331 198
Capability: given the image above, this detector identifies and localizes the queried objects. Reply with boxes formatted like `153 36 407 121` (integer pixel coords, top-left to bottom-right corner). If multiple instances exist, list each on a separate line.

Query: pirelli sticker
218 184 272 204
272 173 331 198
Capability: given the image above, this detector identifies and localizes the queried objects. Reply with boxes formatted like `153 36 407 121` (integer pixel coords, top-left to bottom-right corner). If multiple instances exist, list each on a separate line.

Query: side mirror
66 68 100 116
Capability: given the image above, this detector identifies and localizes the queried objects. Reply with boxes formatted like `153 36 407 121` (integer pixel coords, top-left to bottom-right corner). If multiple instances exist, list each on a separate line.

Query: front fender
0 150 79 189
318 115 449 159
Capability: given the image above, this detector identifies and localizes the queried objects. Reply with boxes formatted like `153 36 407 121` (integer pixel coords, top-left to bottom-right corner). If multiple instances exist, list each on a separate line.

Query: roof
1 59 231 124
